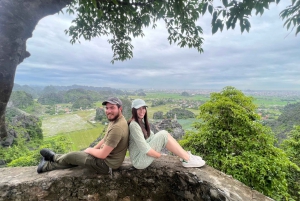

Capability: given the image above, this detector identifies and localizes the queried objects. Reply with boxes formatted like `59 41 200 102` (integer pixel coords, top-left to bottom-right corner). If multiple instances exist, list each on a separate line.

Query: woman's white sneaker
182 152 205 168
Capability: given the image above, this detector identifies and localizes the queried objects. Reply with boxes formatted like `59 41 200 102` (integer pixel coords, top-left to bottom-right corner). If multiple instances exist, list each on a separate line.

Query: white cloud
15 1 300 90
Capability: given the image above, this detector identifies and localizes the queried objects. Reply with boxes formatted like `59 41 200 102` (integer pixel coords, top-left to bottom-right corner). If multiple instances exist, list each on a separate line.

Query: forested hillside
265 102 300 143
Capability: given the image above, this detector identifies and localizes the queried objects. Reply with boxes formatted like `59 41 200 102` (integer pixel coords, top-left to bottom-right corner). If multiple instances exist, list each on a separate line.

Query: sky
15 1 300 91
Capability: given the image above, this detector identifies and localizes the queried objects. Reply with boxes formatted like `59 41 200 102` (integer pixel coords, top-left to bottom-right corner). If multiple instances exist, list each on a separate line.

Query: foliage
120 98 132 120
12 84 41 99
64 125 105 151
181 91 190 96
265 102 300 143
45 105 56 115
41 85 59 94
151 98 175 107
285 163 300 201
63 0 288 63
151 99 170 107
38 88 104 105
72 96 94 109
0 137 38 166
137 92 146 96
281 126 300 167
64 88 103 103
3 135 73 167
165 108 195 119
5 107 23 122
1 112 72 167
180 86 293 200
65 0 205 63
7 114 43 140
95 107 106 121
281 126 300 200
280 0 300 35
9 91 34 109
38 92 64 105
153 111 164 119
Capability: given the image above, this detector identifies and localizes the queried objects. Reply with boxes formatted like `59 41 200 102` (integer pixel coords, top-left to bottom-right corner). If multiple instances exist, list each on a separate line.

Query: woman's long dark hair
128 107 151 139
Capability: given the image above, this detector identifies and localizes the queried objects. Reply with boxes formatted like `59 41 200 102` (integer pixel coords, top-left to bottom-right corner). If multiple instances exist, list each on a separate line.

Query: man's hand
84 144 114 159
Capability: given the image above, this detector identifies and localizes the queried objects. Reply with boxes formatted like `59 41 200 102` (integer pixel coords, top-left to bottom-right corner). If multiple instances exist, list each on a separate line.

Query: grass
253 96 300 106
42 109 105 150
42 113 94 137
177 118 200 131
63 125 105 151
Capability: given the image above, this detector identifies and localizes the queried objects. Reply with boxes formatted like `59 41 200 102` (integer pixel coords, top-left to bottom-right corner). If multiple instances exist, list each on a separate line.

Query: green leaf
97 10 103 18
212 11 217 24
92 0 97 8
296 25 300 35
222 0 228 7
208 5 213 15
287 21 292 30
217 19 223 32
212 24 218 34
202 3 208 15
111 0 118 5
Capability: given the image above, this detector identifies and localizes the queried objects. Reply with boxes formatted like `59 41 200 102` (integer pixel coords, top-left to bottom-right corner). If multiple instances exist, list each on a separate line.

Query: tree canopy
9 91 34 109
180 86 298 200
265 102 300 143
63 0 297 63
280 0 300 35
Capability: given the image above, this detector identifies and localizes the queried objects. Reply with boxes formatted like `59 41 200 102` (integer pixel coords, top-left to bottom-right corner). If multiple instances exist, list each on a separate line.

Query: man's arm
84 144 113 159
93 139 104 149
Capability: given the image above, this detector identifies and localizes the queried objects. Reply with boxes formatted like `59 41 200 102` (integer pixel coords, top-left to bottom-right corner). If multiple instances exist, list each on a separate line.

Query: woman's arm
146 148 161 158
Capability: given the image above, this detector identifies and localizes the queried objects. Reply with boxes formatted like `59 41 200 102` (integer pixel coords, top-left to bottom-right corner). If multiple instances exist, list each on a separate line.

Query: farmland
39 91 300 151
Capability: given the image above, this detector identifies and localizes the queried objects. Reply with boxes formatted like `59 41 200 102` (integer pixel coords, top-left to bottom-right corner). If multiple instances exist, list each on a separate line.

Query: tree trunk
0 0 72 139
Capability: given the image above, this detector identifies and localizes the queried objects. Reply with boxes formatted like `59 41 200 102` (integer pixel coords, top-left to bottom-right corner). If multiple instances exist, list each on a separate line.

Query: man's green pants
42 151 109 174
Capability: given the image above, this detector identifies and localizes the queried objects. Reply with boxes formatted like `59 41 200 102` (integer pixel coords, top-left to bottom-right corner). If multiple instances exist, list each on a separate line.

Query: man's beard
107 113 120 122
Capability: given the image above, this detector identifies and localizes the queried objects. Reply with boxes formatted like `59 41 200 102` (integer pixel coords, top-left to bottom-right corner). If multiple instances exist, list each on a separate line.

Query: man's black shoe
40 149 55 162
37 157 46 174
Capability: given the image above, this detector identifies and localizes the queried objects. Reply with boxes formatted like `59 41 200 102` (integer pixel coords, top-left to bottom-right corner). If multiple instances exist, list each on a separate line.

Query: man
37 97 129 174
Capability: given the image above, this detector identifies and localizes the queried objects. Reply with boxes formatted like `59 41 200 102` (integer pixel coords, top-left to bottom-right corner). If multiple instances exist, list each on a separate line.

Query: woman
128 98 205 169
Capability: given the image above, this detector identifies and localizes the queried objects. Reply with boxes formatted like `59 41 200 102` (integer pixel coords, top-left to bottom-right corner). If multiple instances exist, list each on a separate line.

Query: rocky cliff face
1 114 42 148
150 119 185 140
0 156 273 201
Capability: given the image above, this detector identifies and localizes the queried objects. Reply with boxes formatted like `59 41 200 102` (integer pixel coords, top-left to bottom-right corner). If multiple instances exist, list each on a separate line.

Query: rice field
41 109 107 150
42 112 95 137
64 126 105 151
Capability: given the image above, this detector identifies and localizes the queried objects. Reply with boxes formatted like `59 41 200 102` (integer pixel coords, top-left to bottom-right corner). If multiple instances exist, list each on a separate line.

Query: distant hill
265 102 300 143
43 84 125 95
12 84 43 99
13 83 127 99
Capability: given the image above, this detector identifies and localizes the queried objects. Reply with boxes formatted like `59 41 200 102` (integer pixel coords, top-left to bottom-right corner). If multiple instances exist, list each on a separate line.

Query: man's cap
102 97 122 106
131 99 147 109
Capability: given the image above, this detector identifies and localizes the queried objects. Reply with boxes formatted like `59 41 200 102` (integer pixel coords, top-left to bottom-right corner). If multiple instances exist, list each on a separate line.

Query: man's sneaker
182 152 205 168
37 157 46 173
40 149 55 162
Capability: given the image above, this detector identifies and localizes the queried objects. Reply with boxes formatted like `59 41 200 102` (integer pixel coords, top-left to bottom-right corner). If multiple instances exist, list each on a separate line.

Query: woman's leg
165 133 189 161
